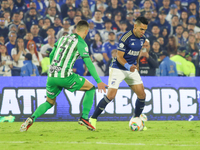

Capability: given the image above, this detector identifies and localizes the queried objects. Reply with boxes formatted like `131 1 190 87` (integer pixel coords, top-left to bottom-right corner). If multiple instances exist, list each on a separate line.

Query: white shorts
108 67 143 89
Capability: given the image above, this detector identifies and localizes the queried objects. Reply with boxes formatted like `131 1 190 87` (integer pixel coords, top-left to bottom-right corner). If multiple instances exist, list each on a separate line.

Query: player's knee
138 92 146 100
106 94 115 101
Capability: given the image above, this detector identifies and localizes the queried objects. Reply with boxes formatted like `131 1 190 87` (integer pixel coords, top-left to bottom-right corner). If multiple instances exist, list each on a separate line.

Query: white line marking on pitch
0 141 199 147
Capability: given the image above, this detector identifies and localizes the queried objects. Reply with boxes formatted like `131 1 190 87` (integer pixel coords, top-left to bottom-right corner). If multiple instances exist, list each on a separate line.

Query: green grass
0 121 200 150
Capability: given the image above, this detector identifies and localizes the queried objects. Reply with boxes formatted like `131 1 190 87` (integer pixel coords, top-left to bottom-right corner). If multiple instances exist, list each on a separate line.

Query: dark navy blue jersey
110 30 146 70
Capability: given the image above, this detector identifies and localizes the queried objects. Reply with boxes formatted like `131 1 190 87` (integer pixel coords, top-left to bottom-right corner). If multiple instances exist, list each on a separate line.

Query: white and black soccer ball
129 117 144 131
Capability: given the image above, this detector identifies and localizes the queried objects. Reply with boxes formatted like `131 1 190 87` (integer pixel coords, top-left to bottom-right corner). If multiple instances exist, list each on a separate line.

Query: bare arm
102 53 109 62
12 50 22 62
117 50 136 72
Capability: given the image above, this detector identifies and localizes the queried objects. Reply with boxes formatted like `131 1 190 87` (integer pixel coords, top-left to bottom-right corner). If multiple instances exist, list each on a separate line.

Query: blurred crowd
0 0 199 77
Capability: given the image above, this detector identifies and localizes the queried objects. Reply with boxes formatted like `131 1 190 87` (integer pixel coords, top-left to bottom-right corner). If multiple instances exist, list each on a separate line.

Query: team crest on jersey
119 43 124 48
85 47 89 52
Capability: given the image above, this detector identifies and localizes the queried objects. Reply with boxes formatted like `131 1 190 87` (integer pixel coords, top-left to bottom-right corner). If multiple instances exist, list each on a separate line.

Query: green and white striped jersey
48 33 89 78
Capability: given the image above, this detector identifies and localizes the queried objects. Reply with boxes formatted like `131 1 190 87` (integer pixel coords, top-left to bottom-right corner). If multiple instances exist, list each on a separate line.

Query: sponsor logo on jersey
128 50 140 56
49 65 62 73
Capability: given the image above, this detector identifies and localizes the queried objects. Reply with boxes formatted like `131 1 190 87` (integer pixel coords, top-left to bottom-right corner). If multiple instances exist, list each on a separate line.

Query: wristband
124 63 132 71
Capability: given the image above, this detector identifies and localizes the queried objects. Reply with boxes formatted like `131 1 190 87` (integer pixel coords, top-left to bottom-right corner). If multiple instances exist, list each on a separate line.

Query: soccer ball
129 117 144 131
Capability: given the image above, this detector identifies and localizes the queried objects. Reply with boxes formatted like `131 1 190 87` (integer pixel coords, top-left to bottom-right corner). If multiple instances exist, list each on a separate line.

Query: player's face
134 23 148 38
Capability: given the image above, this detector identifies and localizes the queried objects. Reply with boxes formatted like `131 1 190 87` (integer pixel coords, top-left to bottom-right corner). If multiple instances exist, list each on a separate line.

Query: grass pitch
0 121 200 150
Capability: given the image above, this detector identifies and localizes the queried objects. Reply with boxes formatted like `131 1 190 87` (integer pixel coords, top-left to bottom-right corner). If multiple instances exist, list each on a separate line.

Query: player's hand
97 82 108 93
130 64 137 72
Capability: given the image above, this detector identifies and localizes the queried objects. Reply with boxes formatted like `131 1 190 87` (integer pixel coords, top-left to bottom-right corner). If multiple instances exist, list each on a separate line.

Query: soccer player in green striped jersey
20 20 108 132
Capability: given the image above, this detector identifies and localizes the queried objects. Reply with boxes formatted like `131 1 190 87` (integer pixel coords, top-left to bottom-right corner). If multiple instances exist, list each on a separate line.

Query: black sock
134 98 145 117
92 96 111 119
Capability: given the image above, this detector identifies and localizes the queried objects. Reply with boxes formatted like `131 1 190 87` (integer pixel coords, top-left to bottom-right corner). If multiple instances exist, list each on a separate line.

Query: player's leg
20 77 62 132
125 70 146 117
129 84 146 117
90 68 125 129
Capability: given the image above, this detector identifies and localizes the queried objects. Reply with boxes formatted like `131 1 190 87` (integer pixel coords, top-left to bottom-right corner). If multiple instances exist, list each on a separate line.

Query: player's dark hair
76 20 89 31
135 16 148 25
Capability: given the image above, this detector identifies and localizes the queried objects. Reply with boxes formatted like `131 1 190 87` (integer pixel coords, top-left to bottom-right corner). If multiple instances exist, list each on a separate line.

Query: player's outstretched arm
83 57 108 93
117 50 137 72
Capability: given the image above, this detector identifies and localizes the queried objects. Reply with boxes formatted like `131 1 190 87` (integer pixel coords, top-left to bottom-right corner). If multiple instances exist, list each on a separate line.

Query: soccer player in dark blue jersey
90 17 148 130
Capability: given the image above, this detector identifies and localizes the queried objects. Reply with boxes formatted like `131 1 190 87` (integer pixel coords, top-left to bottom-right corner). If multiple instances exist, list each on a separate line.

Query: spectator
13 0 27 13
179 10 188 29
117 21 127 34
174 0 183 14
96 2 107 15
46 0 61 14
158 50 178 76
161 27 169 46
53 15 62 35
182 29 189 44
156 9 171 36
126 12 134 31
196 32 200 48
73 56 87 76
31 24 43 49
100 19 113 42
112 11 122 32
151 9 158 22
148 25 160 45
26 40 43 68
46 7 57 23
78 0 90 9
41 48 51 76
0 45 13 76
17 23 27 38
166 4 180 24
151 41 161 59
8 0 14 13
0 35 5 45
188 2 198 19
20 53 39 76
38 17 52 39
105 0 125 19
170 46 190 76
92 53 105 76
11 38 29 76
104 49 117 76
43 26 56 44
185 52 195 76
91 10 105 32
175 24 184 46
140 0 153 16
133 8 141 22
40 35 55 57
104 11 112 21
102 31 118 64
188 15 200 27
38 17 44 29
166 35 178 56
90 33 103 57
159 0 170 14
144 10 154 35
9 12 21 28
0 14 9 40
123 0 136 15
61 0 73 19
81 6 92 20
187 23 200 34
4 11 11 27
186 34 199 75
157 36 166 51
65 6 76 25
24 2 41 18
138 39 159 76
170 15 180 35
24 32 33 48
5 31 17 58
68 15 81 34
24 7 38 31
0 0 11 14
56 19 70 40
33 0 46 16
